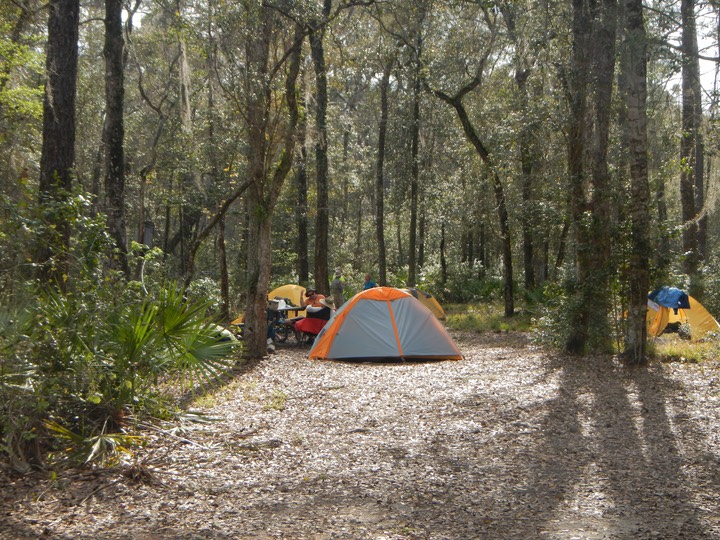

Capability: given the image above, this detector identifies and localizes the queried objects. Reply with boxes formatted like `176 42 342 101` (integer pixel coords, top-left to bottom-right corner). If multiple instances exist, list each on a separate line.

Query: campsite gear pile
231 284 458 354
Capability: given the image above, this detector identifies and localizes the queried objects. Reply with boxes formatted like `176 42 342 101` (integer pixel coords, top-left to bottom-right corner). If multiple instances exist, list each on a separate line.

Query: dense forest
2 0 720 468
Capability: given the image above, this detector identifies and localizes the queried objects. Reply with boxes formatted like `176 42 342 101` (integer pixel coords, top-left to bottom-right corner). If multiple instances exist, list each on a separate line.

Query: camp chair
292 305 332 345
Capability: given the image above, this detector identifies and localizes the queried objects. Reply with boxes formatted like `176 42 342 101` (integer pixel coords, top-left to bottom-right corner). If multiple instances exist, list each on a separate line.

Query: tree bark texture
375 58 392 286
103 0 130 277
37 0 80 288
680 0 703 297
309 1 331 295
565 0 617 354
242 13 302 358
621 0 650 364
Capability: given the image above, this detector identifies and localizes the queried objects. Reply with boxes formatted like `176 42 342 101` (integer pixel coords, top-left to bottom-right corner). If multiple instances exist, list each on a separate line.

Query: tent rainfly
231 283 307 325
268 284 307 318
400 287 446 320
308 287 462 361
647 286 720 340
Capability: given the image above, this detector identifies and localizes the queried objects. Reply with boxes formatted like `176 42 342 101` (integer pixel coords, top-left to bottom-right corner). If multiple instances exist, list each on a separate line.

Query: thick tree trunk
36 0 80 289
621 0 650 364
565 0 617 354
242 14 302 358
103 0 130 277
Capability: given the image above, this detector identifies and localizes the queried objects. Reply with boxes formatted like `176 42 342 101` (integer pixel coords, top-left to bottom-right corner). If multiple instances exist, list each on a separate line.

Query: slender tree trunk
103 0 130 277
434 89 514 317
440 222 447 287
295 71 310 284
418 209 426 268
621 0 650 364
680 0 703 297
183 180 252 289
376 58 392 286
408 33 423 288
218 217 229 321
499 2 536 292
309 0 331 294
36 0 80 289
396 220 403 270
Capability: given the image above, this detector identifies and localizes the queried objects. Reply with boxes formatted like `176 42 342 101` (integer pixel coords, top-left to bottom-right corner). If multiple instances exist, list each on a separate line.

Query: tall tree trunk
376 58 393 286
434 86 514 317
440 221 447 287
103 0 130 277
680 0 703 297
408 34 423 288
418 208 426 268
565 0 617 354
36 0 80 289
295 71 310 284
218 217 229 321
309 0 331 294
499 2 536 292
621 0 650 364
242 14 302 358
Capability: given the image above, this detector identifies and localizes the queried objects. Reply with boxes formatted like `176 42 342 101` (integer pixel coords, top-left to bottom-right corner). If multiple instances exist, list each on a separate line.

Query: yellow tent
647 295 720 340
400 287 446 320
268 284 306 318
231 284 307 325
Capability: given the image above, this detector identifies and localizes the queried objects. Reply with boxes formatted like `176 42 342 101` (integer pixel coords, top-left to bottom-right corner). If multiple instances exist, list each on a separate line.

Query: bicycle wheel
274 322 289 343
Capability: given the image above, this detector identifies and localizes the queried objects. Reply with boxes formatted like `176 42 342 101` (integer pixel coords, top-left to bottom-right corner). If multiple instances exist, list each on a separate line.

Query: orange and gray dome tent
400 287 446 320
647 286 720 340
308 287 462 361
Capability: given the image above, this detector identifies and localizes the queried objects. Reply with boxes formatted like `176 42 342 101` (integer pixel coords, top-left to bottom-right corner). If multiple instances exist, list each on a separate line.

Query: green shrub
0 190 240 470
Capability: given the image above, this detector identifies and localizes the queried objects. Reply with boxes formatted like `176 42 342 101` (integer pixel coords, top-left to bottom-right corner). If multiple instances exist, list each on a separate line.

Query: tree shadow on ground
498 355 718 538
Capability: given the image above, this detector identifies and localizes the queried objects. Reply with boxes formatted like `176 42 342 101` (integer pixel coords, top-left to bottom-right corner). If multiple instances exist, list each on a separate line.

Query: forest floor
2 331 720 540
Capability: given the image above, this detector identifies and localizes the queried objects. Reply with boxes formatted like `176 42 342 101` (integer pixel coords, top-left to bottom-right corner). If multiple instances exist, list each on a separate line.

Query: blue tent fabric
648 287 691 312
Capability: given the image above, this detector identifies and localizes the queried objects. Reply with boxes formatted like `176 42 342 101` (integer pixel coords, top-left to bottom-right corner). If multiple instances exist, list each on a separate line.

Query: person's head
334 268 342 277
305 288 316 298
364 274 371 281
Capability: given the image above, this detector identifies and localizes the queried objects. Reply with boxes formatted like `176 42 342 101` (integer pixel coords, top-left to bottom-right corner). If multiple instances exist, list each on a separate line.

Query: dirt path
2 331 720 539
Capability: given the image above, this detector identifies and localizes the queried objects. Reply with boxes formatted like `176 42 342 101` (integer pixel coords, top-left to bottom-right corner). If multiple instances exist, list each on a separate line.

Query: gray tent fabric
308 287 461 360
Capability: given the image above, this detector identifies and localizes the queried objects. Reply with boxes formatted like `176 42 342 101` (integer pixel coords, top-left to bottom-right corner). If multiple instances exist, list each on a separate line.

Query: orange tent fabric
309 287 461 361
